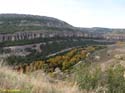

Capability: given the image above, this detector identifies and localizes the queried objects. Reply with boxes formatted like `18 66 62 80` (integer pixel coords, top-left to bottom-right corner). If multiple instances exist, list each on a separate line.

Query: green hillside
0 14 74 33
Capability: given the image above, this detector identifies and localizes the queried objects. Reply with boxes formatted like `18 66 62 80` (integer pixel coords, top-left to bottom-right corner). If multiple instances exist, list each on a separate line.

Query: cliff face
0 31 85 42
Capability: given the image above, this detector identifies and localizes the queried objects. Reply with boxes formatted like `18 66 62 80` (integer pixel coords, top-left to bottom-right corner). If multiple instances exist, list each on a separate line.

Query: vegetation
3 44 125 93
0 37 112 47
0 14 72 33
74 62 125 93
2 14 125 93
3 47 125 93
5 38 108 66
0 64 80 93
10 46 104 73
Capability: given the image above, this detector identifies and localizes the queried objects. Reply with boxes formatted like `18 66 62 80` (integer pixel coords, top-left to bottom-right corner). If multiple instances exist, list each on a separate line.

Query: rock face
0 31 86 42
0 31 107 42
104 34 125 40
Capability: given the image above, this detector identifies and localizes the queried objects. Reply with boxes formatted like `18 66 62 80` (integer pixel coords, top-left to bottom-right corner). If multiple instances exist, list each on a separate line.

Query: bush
74 63 102 90
74 62 125 93
107 64 125 93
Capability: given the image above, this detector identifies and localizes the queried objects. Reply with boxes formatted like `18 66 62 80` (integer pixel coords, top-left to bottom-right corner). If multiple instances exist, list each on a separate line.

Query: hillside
0 14 75 34
2 44 125 93
0 64 80 93
0 14 125 44
1 14 125 34
73 44 125 93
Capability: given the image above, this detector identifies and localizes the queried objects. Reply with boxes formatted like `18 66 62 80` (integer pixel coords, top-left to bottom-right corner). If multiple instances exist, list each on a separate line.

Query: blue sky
0 0 125 28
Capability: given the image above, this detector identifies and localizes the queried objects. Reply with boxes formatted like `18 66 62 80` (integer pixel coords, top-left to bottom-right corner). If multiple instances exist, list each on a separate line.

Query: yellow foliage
86 46 95 52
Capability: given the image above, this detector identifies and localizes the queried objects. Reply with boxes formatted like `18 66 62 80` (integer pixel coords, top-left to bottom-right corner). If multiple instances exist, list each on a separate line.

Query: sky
0 0 125 28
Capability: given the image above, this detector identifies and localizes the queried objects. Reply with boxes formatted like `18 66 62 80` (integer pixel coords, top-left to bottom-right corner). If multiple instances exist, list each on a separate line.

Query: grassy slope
2 45 125 93
73 45 125 93
0 63 81 93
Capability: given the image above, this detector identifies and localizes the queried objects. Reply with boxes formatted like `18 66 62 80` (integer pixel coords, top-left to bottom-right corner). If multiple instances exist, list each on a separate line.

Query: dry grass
0 63 81 93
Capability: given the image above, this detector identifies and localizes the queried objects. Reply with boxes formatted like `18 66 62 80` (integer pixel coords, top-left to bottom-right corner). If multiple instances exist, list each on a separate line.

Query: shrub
74 62 125 93
107 64 125 93
74 63 102 90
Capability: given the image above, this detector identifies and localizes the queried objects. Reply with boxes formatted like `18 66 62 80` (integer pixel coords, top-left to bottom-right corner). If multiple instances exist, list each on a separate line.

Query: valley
1 14 125 93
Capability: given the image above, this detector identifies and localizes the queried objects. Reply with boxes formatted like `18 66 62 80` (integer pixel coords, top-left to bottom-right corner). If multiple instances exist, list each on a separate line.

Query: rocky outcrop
104 34 125 40
0 31 86 42
1 30 125 42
